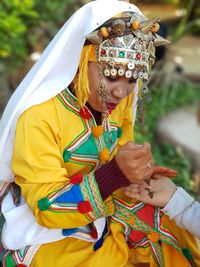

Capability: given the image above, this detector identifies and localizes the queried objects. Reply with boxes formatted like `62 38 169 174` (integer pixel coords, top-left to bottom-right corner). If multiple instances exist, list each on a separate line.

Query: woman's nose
111 86 126 99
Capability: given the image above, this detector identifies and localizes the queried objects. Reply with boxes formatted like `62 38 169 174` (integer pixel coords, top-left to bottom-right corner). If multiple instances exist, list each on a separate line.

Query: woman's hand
123 176 177 208
152 166 178 178
115 141 154 183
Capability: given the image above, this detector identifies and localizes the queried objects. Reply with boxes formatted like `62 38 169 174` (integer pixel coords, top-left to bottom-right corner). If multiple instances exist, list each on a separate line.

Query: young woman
0 1 199 266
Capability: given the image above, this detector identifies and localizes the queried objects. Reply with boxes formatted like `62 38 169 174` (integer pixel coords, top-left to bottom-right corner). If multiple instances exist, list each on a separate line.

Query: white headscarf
1 1 143 252
0 0 142 183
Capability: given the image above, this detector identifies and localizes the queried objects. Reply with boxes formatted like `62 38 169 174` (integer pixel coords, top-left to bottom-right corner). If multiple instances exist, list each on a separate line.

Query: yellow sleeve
12 100 114 229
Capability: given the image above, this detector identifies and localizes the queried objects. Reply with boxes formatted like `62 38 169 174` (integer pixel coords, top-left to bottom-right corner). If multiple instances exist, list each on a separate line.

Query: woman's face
87 62 136 112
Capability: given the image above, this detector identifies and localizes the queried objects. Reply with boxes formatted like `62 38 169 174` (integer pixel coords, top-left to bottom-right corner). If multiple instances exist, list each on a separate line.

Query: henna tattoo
145 179 155 199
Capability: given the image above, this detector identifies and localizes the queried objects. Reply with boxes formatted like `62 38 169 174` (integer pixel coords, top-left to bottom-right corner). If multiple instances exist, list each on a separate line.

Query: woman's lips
106 103 118 110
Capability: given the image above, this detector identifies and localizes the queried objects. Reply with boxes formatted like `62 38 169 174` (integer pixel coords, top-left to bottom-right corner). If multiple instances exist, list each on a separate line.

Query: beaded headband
86 12 170 95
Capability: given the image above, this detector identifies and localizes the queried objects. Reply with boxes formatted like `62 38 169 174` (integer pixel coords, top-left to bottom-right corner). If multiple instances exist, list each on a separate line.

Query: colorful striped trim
112 196 186 267
37 172 111 220
3 245 40 267
150 242 164 267
38 182 86 213
57 88 79 115
80 172 111 220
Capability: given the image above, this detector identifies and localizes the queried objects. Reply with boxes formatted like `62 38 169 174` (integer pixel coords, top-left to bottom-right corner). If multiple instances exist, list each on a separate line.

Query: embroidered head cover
86 11 169 92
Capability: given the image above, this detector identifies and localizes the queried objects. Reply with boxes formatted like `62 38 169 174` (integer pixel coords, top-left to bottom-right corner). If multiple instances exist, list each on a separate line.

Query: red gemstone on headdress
79 108 92 120
136 53 142 60
101 49 107 56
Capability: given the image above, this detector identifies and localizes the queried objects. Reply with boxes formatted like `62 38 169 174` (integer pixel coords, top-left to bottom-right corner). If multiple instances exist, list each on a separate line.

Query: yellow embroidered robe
9 88 200 267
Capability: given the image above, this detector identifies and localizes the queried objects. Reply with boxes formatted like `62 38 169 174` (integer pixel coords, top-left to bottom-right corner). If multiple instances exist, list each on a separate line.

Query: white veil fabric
0 0 142 251
0 0 141 183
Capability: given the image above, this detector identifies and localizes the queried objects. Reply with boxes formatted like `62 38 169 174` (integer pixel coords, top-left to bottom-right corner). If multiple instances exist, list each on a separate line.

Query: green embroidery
58 89 119 167
117 127 123 138
73 135 99 156
5 252 16 267
63 150 72 162
38 197 51 211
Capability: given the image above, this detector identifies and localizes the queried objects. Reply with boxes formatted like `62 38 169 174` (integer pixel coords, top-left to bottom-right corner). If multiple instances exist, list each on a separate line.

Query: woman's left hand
123 176 177 208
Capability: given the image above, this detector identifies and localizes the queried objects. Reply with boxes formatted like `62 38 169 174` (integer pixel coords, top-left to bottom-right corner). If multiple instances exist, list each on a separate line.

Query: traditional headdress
85 11 169 99
72 9 170 111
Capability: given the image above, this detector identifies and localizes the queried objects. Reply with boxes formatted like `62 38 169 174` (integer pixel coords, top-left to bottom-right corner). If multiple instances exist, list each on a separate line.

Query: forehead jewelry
97 63 113 141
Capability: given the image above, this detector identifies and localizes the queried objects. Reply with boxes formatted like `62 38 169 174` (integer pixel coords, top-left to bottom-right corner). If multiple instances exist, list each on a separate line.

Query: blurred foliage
138 0 180 5
172 0 200 42
0 0 88 72
135 82 200 193
32 0 89 39
0 0 37 64
132 0 200 10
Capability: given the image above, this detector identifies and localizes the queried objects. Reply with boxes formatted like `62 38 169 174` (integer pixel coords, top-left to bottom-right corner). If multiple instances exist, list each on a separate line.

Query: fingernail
134 144 143 148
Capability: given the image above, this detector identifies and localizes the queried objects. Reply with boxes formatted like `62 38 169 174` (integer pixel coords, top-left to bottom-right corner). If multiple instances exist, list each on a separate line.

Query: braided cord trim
80 172 113 219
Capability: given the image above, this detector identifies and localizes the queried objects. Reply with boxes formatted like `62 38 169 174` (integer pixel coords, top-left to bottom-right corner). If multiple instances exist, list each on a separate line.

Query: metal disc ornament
128 62 135 70
118 68 125 76
125 70 132 78
110 68 117 77
104 68 110 77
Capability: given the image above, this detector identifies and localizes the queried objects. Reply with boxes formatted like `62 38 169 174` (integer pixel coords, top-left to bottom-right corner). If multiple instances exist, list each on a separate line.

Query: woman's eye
128 78 137 84
106 76 119 82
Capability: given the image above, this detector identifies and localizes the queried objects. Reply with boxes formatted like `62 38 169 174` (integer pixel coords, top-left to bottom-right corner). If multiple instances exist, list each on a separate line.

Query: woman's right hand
115 141 154 183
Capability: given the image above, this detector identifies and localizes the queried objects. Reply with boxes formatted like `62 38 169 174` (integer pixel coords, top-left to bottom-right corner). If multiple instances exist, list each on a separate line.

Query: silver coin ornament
138 72 144 79
110 68 117 77
125 70 132 78
109 61 115 67
133 71 138 79
104 68 110 77
128 62 135 70
118 68 125 76
144 73 148 80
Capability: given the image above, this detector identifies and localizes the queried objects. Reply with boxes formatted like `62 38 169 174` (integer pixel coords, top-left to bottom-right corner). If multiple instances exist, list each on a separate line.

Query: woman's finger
153 166 178 178
125 183 140 192
124 190 141 199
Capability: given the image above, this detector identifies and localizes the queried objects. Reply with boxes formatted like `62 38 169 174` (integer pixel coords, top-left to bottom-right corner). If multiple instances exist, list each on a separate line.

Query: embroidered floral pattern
111 195 187 267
